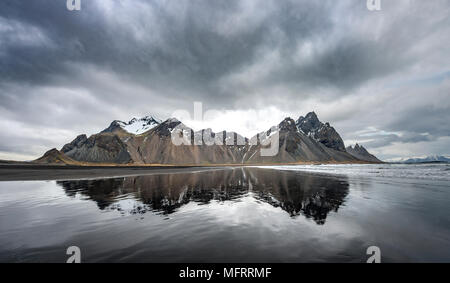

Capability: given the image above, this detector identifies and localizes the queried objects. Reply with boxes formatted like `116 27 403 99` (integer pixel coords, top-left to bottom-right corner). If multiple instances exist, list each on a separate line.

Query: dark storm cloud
0 1 432 92
0 0 449 160
365 103 450 152
0 0 335 101
2 0 411 101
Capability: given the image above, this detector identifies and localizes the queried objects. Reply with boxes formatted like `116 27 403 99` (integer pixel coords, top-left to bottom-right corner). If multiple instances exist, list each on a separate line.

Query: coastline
2 161 447 183
0 160 381 181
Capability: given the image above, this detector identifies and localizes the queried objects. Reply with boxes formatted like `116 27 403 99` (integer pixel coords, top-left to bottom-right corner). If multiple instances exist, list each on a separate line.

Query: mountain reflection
57 168 349 224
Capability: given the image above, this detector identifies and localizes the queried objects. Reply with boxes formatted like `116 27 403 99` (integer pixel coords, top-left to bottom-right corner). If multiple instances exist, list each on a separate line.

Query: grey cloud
361 133 435 149
0 0 449 159
386 106 450 138
0 1 341 99
1 0 443 99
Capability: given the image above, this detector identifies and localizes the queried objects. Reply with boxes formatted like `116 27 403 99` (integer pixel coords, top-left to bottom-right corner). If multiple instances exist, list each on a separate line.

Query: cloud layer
1 0 449 160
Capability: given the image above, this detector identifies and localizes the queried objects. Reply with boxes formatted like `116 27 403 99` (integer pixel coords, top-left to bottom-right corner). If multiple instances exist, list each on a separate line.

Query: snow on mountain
402 155 450 163
385 155 450 163
117 116 162 135
53 112 383 165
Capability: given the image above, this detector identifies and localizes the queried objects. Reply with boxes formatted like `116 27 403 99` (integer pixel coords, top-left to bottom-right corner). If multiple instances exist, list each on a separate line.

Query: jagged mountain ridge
101 116 162 135
243 118 359 164
46 112 382 165
346 143 382 163
296 112 346 152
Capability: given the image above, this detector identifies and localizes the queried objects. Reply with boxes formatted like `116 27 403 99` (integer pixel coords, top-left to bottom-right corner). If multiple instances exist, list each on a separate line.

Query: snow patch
118 116 162 135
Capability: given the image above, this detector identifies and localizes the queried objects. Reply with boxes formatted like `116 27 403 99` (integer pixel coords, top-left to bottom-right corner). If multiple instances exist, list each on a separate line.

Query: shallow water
0 165 449 262
257 163 450 181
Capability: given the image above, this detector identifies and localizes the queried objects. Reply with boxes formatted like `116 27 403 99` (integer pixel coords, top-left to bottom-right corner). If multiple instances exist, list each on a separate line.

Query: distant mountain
346 143 382 163
401 155 450 164
37 112 383 165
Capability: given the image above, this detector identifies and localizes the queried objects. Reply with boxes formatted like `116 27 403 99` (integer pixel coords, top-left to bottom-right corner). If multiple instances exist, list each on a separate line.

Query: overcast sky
1 0 449 161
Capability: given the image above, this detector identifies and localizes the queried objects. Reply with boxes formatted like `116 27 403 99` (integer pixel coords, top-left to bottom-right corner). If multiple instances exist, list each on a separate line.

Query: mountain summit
102 116 162 135
296 112 346 152
39 112 382 165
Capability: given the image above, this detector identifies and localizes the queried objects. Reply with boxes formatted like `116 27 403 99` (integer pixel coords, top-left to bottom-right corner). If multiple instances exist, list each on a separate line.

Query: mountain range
35 112 382 165
392 155 450 164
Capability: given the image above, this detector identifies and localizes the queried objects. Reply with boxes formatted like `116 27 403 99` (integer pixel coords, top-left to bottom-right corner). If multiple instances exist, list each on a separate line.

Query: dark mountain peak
296 112 345 152
162 118 183 129
61 134 88 153
137 115 161 125
297 111 321 132
305 111 319 121
76 134 88 140
278 117 297 132
153 118 186 137
163 117 181 124
102 120 123 133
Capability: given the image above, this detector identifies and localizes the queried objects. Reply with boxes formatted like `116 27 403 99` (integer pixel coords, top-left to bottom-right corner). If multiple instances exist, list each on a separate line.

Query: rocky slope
346 143 382 163
62 132 132 164
33 148 81 165
243 118 358 164
37 112 382 165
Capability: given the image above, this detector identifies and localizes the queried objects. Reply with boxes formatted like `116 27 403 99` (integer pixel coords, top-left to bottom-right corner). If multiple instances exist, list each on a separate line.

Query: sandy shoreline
0 160 380 181
0 165 229 181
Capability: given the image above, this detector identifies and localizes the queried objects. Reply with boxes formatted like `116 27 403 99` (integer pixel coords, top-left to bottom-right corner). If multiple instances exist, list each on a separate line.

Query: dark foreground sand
0 165 228 181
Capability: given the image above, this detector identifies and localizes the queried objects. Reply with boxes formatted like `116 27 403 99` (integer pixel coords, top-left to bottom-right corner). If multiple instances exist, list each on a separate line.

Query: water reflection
57 167 349 224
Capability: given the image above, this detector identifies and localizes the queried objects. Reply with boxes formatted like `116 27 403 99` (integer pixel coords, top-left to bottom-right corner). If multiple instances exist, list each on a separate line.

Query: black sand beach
1 165 449 262
0 165 222 181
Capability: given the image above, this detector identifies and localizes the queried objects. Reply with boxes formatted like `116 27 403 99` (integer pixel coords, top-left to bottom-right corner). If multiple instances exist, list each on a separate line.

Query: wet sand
0 160 380 181
1 165 449 262
0 165 226 181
